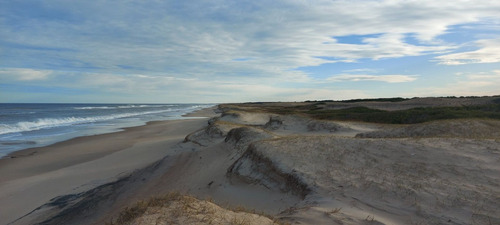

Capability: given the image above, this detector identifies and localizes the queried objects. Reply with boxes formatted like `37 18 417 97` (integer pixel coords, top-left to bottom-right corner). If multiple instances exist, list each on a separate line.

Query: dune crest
2 97 500 225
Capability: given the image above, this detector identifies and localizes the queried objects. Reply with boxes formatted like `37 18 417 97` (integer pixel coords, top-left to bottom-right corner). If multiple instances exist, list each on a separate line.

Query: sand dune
356 119 500 138
108 192 280 225
1 99 499 225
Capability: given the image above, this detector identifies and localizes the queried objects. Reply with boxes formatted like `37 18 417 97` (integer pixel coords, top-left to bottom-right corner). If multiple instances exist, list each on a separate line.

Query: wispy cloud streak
1 0 500 102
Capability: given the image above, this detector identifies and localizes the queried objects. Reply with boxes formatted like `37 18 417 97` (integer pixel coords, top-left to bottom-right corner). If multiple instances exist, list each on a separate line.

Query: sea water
0 103 213 158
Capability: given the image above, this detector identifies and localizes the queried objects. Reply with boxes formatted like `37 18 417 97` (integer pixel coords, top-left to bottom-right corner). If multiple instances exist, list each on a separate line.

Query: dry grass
356 118 500 139
105 192 184 225
220 97 500 124
244 136 500 224
105 192 285 225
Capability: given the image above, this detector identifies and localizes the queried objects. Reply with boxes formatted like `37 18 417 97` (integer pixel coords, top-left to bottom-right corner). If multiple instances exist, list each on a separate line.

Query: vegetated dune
232 96 500 112
242 136 499 224
328 96 500 111
216 108 499 224
107 192 280 225
123 100 498 225
356 119 500 138
309 96 500 111
23 97 500 225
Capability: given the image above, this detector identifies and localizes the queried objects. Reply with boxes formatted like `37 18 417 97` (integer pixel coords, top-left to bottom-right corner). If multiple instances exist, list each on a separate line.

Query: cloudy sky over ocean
1 0 500 103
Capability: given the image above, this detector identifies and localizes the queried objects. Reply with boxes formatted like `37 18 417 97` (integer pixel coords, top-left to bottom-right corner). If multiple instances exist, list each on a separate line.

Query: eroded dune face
243 137 499 224
179 105 500 225
33 99 499 225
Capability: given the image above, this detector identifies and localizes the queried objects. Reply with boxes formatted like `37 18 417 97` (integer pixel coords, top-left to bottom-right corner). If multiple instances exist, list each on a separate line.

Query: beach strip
0 108 217 225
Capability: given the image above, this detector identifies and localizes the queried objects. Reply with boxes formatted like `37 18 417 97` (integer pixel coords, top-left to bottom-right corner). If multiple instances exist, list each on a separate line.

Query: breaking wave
0 109 174 135
73 104 172 110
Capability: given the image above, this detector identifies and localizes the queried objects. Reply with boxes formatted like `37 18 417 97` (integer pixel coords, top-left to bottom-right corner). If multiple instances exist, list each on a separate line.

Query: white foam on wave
185 104 215 110
74 104 172 110
74 106 114 110
0 109 174 135
118 104 149 108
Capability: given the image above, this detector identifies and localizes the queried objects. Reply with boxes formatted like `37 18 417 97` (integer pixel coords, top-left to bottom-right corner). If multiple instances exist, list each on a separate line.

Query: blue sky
1 0 500 103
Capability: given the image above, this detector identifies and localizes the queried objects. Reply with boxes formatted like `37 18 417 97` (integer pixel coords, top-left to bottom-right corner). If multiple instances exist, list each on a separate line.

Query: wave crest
0 109 174 135
74 104 173 110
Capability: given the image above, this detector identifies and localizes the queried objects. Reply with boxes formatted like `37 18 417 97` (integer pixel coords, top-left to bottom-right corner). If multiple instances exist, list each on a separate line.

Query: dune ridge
1 97 499 225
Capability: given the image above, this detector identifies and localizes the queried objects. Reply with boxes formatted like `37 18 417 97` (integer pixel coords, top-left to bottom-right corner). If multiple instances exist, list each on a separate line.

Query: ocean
0 103 213 158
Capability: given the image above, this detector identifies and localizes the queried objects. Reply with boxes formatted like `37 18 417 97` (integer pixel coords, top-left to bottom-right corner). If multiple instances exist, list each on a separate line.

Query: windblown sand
1 102 499 225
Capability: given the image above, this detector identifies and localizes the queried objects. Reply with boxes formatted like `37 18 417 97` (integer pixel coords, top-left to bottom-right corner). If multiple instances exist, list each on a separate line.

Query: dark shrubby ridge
305 97 408 103
227 96 500 124
339 97 408 103
307 105 500 124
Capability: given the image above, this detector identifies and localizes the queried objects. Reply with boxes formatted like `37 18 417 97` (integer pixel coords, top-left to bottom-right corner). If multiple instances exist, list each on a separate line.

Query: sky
1 0 500 103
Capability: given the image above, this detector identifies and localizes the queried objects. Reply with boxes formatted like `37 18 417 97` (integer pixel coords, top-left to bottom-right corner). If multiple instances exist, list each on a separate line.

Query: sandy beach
5 0 500 224
0 108 217 225
1 98 499 225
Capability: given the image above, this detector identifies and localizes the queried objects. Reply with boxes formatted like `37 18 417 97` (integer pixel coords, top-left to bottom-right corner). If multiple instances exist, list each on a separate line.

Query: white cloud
0 69 369 102
2 1 500 102
435 39 500 65
0 68 52 81
411 70 500 96
342 68 380 74
189 82 370 102
3 1 500 77
327 74 417 83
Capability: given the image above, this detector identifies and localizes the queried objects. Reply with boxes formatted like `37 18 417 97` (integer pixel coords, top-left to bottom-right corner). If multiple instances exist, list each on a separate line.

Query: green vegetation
307 105 500 124
305 97 409 103
223 101 500 124
340 97 409 103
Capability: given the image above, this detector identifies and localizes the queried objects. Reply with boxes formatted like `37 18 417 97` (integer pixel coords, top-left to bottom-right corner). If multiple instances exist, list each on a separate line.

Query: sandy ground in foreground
1 101 499 225
0 108 216 225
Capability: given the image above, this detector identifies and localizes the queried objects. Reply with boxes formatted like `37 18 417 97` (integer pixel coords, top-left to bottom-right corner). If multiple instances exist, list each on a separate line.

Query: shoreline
0 106 218 160
2 99 499 224
0 106 218 225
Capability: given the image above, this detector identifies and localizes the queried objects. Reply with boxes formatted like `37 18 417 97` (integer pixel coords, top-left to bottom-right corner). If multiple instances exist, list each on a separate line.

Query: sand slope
124 105 499 224
356 118 500 139
0 118 212 224
1 102 499 225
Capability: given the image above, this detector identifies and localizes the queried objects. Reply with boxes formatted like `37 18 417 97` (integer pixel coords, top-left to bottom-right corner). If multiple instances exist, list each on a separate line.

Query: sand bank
0 109 216 225
2 99 500 225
